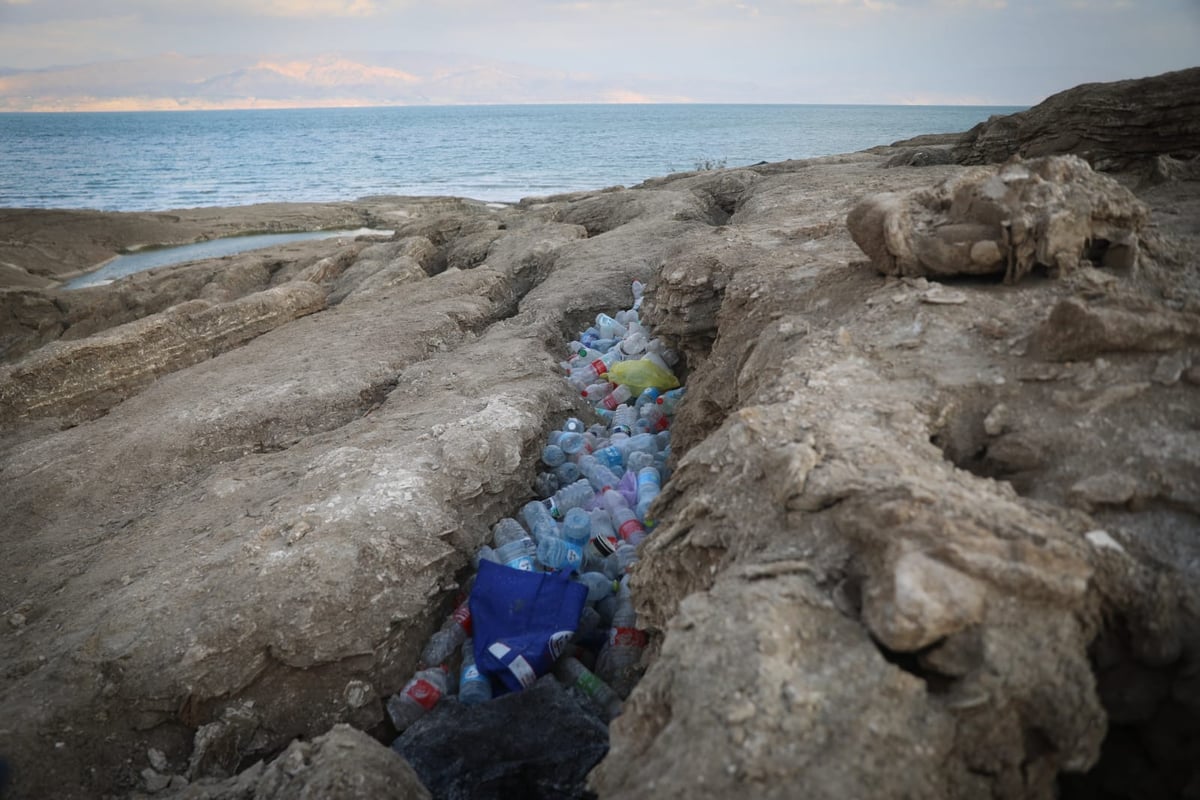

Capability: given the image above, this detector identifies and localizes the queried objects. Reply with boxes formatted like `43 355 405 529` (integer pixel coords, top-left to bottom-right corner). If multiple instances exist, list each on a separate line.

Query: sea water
0 104 1023 212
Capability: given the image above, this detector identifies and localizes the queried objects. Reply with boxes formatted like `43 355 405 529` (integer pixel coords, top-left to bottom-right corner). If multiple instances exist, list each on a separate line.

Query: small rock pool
64 228 392 289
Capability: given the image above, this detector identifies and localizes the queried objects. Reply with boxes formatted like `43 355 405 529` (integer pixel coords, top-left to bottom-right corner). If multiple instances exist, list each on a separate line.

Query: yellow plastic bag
606 359 680 396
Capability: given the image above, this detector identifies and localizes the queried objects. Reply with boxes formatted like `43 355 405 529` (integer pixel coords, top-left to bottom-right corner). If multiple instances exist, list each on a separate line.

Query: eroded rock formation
847 155 1149 283
952 67 1200 171
1 72 1198 800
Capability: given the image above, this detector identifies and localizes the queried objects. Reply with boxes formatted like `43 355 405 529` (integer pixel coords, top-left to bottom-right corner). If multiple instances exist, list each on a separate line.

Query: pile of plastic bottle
387 281 685 733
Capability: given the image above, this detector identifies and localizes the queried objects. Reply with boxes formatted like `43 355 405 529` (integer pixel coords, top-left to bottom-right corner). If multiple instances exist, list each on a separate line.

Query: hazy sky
1 0 1197 104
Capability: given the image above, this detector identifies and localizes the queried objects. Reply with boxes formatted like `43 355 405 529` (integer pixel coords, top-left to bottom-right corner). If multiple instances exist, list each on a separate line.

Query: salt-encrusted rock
847 155 1149 283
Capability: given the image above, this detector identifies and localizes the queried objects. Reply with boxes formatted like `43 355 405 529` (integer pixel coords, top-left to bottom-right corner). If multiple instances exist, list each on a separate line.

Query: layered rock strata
0 73 1198 800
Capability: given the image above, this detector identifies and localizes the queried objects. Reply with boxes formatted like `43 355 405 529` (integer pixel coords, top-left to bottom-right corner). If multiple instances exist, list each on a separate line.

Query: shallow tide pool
65 228 391 289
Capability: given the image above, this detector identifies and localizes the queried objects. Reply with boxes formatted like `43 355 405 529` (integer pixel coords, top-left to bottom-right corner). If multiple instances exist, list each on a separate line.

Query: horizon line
0 99 1033 114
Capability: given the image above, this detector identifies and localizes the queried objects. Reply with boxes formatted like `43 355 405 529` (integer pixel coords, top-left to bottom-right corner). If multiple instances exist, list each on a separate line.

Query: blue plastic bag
470 559 588 694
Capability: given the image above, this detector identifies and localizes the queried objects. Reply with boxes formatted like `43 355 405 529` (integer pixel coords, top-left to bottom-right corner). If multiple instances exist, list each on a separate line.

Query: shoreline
0 145 938 291
0 195 502 289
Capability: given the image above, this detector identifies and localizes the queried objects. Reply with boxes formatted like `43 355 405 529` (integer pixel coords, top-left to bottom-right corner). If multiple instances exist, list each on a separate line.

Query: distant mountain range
0 52 713 111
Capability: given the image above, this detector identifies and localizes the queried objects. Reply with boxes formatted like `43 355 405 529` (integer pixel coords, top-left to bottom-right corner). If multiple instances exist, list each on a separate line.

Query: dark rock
393 677 608 800
952 67 1200 171
175 725 431 800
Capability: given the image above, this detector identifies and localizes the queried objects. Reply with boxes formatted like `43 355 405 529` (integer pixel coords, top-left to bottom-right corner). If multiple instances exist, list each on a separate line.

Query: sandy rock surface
1 85 1199 799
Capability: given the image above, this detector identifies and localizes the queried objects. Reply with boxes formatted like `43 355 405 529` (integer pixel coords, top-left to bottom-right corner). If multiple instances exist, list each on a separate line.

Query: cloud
217 0 383 17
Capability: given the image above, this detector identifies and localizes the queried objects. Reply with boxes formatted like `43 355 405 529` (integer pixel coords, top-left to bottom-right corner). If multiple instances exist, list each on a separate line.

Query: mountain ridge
0 51 700 111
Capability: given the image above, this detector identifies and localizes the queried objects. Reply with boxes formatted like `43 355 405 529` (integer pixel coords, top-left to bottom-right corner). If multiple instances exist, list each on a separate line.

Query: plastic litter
389 281 685 740
605 359 679 397
471 559 588 693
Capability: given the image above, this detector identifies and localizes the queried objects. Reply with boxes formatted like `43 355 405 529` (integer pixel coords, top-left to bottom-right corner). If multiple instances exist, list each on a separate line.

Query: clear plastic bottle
387 666 449 732
631 280 646 310
593 445 625 472
493 518 529 547
563 417 586 433
542 444 566 467
555 655 623 721
419 599 472 668
618 330 647 358
635 466 661 522
595 581 647 698
620 432 659 458
611 405 637 436
605 542 640 578
495 537 537 571
522 500 560 544
579 454 621 493
639 405 670 433
581 382 614 401
553 461 582 486
601 384 633 411
603 489 646 546
596 313 627 340
634 387 661 412
472 544 500 569
559 432 587 456
575 571 617 604
537 536 568 571
625 449 655 473
493 517 537 571
589 509 619 556
548 478 595 520
533 471 559 499
656 387 686 414
458 638 492 706
538 507 588 571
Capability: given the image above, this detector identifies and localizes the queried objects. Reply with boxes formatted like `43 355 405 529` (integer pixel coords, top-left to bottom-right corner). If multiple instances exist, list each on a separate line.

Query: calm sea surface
0 104 1023 211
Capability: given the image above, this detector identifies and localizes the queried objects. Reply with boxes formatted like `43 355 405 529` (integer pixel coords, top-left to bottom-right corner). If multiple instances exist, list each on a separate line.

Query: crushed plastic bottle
388 666 449 732
419 598 472 668
492 517 537 571
548 478 595 520
522 500 560 543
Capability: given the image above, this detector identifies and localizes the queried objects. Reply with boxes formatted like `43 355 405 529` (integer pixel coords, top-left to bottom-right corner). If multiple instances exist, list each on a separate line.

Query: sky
0 0 1197 105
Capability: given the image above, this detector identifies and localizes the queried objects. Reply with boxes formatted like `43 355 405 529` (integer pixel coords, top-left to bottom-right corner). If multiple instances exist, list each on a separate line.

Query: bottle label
505 555 536 572
610 627 648 648
461 664 482 683
565 542 583 569
547 630 574 661
618 519 644 541
590 359 607 376
576 670 603 698
405 679 442 711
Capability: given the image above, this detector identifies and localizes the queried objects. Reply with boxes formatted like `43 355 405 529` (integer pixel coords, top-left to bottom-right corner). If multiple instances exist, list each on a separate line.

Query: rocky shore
1 68 1198 799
